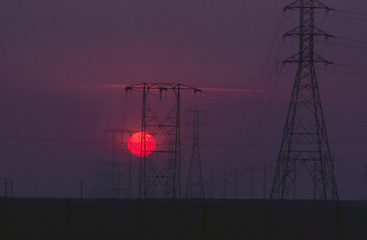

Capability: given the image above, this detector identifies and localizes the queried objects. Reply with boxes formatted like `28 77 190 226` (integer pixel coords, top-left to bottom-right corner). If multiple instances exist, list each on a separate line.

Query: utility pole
243 163 271 199
2 178 12 198
229 169 239 199
250 163 253 199
10 179 13 198
263 163 267 199
220 168 244 199
270 0 338 200
3 178 7 198
80 179 83 200
233 168 238 199
186 107 206 199
204 178 221 198
220 169 227 199
221 164 271 199
126 83 201 199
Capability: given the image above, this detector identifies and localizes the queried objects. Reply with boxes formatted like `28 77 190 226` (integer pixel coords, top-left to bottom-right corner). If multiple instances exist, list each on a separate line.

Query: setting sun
127 132 156 157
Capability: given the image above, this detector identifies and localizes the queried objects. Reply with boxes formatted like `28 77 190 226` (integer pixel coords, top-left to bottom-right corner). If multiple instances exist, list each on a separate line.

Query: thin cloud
49 83 127 89
48 83 268 93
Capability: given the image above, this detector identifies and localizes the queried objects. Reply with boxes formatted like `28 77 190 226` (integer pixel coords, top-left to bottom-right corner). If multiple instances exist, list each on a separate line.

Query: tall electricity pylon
126 83 201 199
270 0 338 200
186 107 206 199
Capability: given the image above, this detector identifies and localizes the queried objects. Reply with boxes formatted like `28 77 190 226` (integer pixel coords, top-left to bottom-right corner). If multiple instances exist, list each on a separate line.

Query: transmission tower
103 129 132 199
270 0 338 200
186 107 206 199
126 83 201 199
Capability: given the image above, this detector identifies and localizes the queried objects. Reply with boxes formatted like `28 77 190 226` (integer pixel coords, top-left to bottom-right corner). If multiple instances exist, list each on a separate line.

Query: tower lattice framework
186 107 206 199
104 129 132 199
126 83 201 199
270 0 338 200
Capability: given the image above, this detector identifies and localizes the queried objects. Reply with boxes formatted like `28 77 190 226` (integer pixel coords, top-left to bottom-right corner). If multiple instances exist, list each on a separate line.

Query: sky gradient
0 0 366 199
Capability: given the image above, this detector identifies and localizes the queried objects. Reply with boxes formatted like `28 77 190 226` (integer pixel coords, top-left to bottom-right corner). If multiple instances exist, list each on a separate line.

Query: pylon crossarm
284 0 334 11
126 83 201 93
314 54 333 65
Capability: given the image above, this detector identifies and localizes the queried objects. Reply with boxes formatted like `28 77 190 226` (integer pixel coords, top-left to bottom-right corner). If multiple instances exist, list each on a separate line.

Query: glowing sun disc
127 132 156 157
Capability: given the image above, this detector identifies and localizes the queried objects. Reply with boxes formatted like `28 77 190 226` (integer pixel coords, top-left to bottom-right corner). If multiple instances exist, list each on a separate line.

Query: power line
327 14 367 22
318 67 367 79
334 63 367 73
1 135 366 147
184 90 367 126
320 41 367 50
336 9 367 17
221 14 286 150
336 37 367 45
0 136 111 144
180 91 286 117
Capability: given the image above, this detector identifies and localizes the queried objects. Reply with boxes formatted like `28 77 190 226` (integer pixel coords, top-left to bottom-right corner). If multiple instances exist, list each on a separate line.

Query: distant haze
0 0 366 199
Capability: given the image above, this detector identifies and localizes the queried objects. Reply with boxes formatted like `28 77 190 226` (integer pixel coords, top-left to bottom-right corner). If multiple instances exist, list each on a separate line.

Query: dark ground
0 198 366 240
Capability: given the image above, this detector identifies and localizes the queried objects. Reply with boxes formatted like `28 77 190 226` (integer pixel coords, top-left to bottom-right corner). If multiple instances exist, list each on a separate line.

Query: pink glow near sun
127 132 156 157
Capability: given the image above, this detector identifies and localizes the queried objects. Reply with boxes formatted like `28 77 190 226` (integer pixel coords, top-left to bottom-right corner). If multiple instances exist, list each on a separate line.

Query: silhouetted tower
104 129 132 199
126 83 201 199
270 0 338 200
186 107 206 199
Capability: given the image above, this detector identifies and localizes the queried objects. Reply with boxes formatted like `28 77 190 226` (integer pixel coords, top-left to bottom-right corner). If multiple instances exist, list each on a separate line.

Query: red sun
127 132 156 157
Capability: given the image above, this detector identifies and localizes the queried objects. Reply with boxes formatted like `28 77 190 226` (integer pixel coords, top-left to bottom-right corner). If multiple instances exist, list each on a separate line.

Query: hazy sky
0 0 366 199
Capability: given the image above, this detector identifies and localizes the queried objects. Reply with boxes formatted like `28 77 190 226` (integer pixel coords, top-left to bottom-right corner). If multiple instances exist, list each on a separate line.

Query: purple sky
0 0 366 199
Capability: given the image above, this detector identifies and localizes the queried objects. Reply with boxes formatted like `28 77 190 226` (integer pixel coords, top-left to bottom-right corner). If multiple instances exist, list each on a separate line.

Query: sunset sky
0 0 366 199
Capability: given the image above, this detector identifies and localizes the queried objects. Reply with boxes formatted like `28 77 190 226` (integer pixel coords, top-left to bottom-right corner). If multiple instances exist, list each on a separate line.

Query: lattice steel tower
270 0 338 200
186 107 206 199
126 83 201 199
103 129 132 199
